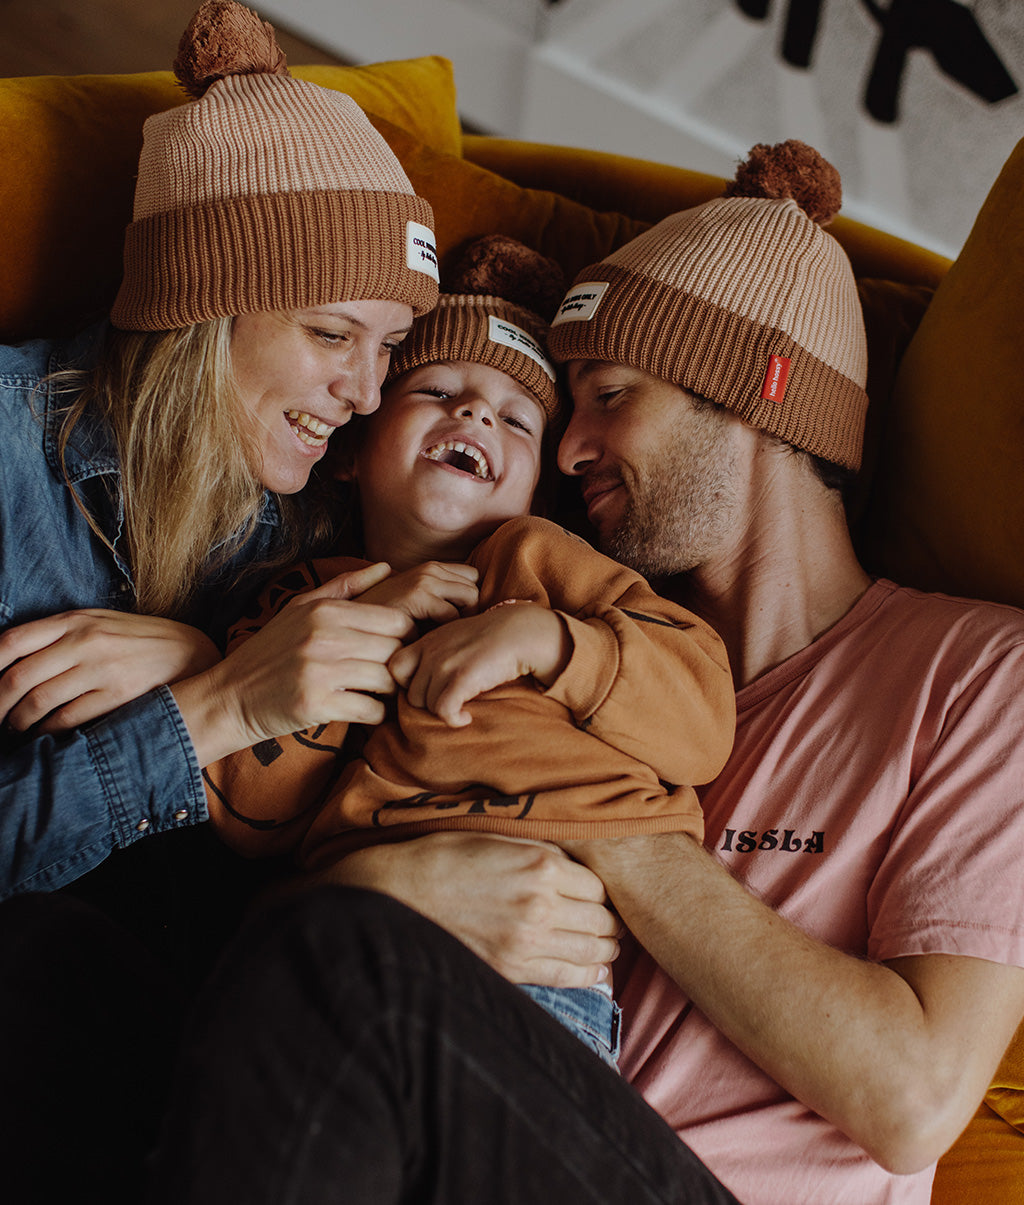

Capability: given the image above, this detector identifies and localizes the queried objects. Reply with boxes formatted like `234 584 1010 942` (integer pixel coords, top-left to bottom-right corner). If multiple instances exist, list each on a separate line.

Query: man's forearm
568 832 1024 1173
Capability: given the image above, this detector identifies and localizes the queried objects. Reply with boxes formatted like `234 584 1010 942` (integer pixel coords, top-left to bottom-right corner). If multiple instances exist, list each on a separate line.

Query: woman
0 13 627 1203
0 7 441 1203
0 0 439 900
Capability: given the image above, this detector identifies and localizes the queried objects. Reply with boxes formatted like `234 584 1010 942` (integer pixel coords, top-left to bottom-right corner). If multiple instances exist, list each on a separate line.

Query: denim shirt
0 324 286 898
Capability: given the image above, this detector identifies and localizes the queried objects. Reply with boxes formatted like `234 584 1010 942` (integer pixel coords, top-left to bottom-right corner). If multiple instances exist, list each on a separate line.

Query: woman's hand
389 602 570 727
172 562 415 766
329 831 621 988
354 561 479 625
0 610 221 732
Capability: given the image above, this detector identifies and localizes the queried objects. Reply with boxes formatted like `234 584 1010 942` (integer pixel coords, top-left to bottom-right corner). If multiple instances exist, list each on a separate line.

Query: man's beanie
111 0 439 331
388 235 565 423
547 141 869 471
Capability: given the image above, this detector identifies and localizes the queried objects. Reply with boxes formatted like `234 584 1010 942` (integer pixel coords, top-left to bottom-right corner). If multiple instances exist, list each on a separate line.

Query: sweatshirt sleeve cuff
542 614 619 723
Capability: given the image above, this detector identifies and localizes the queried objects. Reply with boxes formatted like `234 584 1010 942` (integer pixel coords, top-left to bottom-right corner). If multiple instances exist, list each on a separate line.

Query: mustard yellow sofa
2 54 1022 1203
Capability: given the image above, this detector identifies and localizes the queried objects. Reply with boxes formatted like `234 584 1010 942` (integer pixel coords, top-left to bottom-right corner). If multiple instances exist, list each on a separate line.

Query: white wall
263 0 1024 260
262 0 537 133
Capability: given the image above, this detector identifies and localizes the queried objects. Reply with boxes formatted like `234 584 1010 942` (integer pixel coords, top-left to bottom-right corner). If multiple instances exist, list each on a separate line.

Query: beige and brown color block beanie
388 235 565 423
548 141 869 471
111 0 439 331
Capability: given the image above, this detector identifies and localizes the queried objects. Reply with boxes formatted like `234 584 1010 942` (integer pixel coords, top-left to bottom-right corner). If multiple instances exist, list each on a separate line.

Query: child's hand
354 562 479 625
389 602 570 727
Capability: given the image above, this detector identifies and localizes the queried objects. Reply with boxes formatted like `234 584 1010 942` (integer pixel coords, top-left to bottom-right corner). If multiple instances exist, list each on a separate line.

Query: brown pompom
447 235 566 322
725 139 842 227
173 0 289 100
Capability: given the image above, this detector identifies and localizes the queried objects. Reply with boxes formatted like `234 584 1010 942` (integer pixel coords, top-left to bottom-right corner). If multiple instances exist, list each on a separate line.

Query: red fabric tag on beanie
761 354 791 403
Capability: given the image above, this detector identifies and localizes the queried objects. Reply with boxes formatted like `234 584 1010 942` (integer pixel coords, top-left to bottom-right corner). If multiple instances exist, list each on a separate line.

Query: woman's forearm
171 584 415 767
0 688 205 897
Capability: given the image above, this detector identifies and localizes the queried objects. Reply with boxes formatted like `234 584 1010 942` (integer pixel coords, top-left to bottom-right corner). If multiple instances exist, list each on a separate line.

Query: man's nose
557 413 595 476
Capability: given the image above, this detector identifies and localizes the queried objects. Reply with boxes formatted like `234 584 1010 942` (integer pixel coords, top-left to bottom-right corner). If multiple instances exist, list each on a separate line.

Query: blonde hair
56 321 335 618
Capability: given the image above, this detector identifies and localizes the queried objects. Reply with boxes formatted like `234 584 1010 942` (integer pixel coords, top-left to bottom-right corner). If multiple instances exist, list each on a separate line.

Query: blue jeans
521 983 621 1068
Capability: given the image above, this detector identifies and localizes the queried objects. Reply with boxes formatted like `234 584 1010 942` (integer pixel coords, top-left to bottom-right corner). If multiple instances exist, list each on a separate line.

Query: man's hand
0 610 221 732
389 602 571 727
327 831 621 988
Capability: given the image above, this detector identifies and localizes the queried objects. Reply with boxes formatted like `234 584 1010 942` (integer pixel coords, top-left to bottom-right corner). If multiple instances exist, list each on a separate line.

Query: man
145 142 1024 1205
543 139 1024 1200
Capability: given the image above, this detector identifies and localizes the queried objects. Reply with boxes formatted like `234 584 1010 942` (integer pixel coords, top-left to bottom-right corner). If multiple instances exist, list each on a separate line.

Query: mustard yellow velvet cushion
0 57 461 341
463 135 952 290
852 133 1024 1198
378 122 648 283
933 1022 1024 1204
861 134 1024 610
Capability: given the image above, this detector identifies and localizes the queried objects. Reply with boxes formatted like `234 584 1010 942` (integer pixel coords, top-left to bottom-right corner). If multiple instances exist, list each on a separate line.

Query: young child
206 237 735 1065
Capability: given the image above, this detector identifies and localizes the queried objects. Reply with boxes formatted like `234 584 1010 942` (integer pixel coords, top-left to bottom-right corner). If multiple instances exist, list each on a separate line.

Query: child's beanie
111 0 438 330
547 141 868 471
389 235 565 422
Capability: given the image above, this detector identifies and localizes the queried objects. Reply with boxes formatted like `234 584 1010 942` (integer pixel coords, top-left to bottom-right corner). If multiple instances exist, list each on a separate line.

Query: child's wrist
531 610 572 688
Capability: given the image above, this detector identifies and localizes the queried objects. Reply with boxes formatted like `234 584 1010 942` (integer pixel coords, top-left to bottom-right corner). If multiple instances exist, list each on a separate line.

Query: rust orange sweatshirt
206 516 735 868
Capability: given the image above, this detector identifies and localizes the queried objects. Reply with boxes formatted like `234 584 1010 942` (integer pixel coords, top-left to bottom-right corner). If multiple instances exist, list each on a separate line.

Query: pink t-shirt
616 580 1024 1204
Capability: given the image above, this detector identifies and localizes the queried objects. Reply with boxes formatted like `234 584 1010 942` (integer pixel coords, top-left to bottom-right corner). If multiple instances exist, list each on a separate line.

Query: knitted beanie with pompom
388 235 565 423
111 0 438 330
547 140 868 471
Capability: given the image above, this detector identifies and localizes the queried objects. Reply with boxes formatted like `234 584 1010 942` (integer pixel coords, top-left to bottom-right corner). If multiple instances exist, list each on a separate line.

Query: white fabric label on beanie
551 281 609 325
406 222 440 281
487 316 556 381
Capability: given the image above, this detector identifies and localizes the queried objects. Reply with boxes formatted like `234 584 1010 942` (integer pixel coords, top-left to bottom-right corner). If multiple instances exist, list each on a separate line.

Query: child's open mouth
423 439 493 481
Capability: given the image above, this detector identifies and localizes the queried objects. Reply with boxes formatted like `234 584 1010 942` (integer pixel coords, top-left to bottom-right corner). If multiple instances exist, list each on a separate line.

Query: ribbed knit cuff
549 264 867 470
113 189 438 329
389 294 561 421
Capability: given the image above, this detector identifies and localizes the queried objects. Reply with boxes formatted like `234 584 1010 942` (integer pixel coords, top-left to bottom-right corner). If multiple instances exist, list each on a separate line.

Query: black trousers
146 886 741 1205
0 830 274 1205
0 892 183 1205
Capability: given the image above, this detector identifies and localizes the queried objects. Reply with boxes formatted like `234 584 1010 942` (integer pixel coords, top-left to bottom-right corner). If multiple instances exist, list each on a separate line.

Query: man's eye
312 328 348 345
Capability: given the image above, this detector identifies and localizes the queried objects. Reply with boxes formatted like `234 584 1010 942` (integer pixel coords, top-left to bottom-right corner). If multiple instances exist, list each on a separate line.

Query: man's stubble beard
599 415 741 579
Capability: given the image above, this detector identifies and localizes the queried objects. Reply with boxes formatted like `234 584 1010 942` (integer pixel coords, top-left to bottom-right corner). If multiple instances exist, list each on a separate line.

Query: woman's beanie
388 235 565 423
111 0 439 330
547 141 868 471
